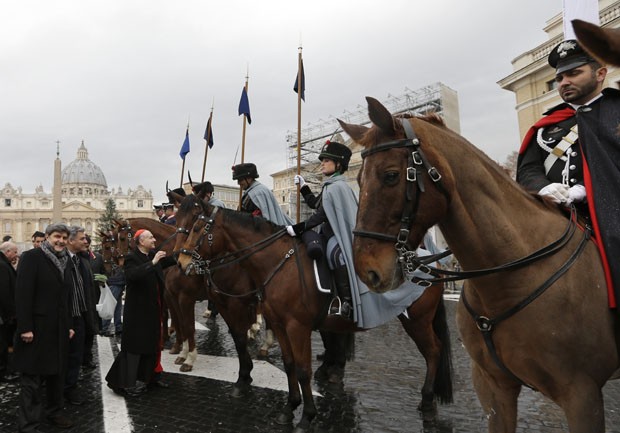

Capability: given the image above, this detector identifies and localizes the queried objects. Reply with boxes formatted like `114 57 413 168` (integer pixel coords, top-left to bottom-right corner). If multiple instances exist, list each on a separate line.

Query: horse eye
383 171 399 186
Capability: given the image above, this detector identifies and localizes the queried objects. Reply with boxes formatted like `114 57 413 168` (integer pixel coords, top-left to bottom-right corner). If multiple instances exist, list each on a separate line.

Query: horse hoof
275 410 294 425
258 349 269 358
230 384 249 398
180 363 193 372
169 347 181 355
174 356 186 365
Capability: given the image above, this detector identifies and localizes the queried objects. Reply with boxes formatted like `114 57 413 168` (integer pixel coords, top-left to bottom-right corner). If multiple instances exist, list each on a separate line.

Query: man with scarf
63 226 97 406
232 163 293 226
14 223 74 431
517 39 620 312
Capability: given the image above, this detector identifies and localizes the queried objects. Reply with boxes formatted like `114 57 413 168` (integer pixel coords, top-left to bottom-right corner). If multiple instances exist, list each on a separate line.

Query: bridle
353 118 449 282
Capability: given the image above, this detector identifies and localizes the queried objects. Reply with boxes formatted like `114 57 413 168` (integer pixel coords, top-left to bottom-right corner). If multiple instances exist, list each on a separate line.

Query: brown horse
107 218 259 394
342 97 620 433
176 198 453 433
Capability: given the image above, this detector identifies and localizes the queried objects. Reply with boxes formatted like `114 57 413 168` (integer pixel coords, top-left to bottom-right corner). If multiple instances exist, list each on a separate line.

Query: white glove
538 183 570 204
294 175 306 187
566 184 587 204
286 225 296 237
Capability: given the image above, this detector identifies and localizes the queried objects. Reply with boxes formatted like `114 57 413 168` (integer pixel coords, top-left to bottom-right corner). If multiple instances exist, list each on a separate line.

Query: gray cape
322 175 426 329
244 181 293 226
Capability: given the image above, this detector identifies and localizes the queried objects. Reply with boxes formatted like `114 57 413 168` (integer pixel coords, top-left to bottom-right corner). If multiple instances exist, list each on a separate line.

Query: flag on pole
238 87 252 124
204 117 214 149
294 58 305 101
563 0 599 40
179 127 190 160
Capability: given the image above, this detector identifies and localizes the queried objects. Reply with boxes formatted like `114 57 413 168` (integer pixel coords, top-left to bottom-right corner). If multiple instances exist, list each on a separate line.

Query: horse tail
344 331 356 362
432 295 454 404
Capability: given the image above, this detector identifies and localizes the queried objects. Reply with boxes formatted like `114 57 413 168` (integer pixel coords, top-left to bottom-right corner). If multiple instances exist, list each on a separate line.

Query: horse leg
471 362 520 433
558 379 605 433
286 322 317 433
398 283 445 422
164 286 183 355
267 321 303 426
179 293 197 372
175 340 189 365
259 322 275 358
219 301 254 398
248 313 262 340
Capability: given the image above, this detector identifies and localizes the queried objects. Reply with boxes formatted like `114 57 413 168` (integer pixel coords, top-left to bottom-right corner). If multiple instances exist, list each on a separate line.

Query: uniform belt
544 124 578 175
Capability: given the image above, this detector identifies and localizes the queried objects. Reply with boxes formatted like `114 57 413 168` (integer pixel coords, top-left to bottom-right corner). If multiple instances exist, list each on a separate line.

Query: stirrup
328 296 343 316
329 297 351 318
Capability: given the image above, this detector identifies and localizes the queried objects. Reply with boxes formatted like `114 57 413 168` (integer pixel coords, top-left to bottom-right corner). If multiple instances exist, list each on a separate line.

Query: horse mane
219 207 282 234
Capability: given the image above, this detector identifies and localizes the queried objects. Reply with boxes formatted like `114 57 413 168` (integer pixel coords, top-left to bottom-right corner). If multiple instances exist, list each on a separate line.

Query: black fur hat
318 140 352 172
232 163 259 180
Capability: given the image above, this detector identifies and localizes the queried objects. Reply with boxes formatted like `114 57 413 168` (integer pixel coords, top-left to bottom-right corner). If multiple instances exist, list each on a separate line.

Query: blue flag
238 87 252 124
293 58 305 101
204 117 214 149
179 128 190 160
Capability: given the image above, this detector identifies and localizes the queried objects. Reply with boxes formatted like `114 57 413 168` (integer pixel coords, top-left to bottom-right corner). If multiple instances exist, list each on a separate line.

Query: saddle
301 230 331 291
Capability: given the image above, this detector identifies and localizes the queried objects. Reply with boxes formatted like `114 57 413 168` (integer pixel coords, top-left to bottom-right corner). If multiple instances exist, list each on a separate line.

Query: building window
4 199 11 207
547 79 558 91
4 221 11 233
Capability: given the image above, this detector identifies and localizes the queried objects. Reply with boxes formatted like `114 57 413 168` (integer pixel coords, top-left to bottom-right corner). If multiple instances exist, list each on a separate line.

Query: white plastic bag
96 282 117 320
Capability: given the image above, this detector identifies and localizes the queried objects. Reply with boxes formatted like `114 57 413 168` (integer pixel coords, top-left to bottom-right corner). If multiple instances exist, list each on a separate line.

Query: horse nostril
368 270 381 288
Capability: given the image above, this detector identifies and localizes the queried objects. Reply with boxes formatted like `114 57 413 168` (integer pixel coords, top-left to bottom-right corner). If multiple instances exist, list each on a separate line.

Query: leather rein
354 117 592 389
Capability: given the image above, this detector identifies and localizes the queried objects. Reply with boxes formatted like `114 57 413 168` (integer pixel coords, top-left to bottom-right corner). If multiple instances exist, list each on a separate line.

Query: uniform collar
568 93 603 110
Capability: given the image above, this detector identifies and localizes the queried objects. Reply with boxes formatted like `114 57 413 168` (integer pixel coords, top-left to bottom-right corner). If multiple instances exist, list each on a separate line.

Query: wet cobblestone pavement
1 299 619 432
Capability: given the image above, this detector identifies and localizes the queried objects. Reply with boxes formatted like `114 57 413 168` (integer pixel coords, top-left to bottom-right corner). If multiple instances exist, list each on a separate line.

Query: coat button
571 151 578 157
570 178 577 184
569 165 576 170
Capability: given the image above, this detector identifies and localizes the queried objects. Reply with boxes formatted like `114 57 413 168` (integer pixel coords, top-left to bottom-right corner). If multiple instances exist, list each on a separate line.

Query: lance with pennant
201 100 215 182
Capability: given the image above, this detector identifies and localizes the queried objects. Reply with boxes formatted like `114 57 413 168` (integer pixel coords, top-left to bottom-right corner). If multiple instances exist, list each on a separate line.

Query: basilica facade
1 141 154 250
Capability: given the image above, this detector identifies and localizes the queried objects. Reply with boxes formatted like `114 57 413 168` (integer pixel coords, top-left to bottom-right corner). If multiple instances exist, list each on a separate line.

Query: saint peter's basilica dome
61 141 108 189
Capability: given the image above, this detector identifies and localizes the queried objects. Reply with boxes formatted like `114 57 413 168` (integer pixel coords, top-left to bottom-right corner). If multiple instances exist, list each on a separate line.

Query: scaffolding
285 82 447 169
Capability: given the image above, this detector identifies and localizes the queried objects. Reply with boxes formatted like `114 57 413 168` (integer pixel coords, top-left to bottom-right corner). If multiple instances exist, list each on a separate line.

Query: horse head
339 97 454 293
98 229 117 274
173 193 209 263
573 19 620 67
111 219 133 266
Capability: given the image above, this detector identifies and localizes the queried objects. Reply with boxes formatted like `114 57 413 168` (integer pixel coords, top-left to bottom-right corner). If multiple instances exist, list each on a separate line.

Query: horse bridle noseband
353 118 449 281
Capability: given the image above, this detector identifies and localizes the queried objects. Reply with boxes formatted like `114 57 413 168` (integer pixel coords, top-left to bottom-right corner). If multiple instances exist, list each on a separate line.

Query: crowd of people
0 222 176 432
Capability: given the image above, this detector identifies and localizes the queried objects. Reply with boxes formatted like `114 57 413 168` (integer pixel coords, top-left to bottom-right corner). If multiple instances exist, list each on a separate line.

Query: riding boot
330 266 353 319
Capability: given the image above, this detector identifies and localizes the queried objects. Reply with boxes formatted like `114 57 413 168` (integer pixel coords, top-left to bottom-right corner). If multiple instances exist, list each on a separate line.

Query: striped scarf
69 254 88 317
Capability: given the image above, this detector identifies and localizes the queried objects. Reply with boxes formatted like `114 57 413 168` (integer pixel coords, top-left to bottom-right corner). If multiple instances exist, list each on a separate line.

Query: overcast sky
1 1 562 204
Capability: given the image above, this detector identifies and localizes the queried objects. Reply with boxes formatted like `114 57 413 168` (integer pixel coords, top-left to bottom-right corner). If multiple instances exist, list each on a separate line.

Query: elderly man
14 223 74 431
0 241 19 382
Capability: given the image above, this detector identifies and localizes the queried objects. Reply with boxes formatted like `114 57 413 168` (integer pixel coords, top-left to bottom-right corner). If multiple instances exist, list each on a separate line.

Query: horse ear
573 19 620 66
338 119 369 142
366 96 397 136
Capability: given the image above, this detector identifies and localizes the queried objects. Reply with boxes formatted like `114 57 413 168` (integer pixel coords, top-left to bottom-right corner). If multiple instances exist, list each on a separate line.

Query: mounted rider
517 39 620 310
232 163 292 226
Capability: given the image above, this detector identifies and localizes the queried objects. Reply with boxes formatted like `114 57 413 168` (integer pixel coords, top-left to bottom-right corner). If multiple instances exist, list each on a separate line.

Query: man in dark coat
13 223 73 431
105 229 175 396
517 39 620 312
0 241 19 382
63 226 98 405
82 234 105 369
